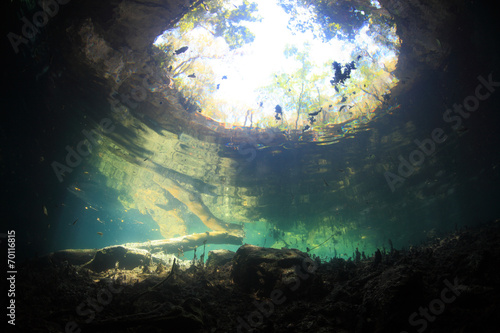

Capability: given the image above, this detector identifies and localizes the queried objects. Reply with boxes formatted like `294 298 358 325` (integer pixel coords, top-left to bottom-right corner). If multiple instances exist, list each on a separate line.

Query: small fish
144 157 148 161
303 125 310 132
334 85 339 93
323 178 329 186
72 218 79 225
222 75 227 80
339 105 346 112
97 232 103 236
274 105 283 120
174 46 188 55
308 108 322 117
217 84 220 89
188 73 196 78
43 205 48 216
340 96 347 103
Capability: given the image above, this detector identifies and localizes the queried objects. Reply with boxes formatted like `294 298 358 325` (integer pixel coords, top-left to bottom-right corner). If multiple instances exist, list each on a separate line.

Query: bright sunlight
153 0 400 133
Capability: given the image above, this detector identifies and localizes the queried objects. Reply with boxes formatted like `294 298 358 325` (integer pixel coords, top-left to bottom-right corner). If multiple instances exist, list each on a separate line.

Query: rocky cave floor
13 220 500 333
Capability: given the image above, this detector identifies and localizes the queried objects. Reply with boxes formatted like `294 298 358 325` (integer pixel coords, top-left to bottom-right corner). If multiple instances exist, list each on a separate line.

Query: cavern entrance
152 0 400 138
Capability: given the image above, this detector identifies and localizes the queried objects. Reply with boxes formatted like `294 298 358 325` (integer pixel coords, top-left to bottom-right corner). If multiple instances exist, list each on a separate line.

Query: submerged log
46 231 243 270
79 232 243 272
123 231 243 253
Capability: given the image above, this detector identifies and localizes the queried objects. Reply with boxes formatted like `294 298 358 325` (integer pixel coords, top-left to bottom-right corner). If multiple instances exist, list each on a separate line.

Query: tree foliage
257 43 332 130
152 0 262 120
256 31 399 132
277 0 396 42
151 0 400 133
178 0 261 50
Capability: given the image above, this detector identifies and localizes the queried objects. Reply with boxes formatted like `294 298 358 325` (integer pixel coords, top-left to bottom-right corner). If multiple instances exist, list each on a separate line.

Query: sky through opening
154 0 400 133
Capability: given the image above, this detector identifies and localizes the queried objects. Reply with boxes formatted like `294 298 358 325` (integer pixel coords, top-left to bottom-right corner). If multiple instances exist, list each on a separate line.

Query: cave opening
151 0 400 137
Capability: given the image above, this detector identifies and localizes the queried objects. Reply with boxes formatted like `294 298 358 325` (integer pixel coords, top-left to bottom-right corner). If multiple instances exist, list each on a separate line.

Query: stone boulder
206 249 235 268
231 245 319 297
80 246 156 272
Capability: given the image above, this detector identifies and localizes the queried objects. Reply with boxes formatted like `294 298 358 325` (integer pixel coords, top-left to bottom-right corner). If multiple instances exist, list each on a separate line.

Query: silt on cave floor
12 220 500 333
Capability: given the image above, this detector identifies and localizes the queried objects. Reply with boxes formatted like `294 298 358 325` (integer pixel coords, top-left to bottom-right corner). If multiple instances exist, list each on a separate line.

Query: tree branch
358 86 383 102
172 56 199 77
295 82 305 130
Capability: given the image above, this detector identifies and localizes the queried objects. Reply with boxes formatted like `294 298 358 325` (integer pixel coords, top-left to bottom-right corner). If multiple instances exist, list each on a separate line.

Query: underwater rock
46 248 98 266
81 246 155 272
231 245 318 297
206 249 235 268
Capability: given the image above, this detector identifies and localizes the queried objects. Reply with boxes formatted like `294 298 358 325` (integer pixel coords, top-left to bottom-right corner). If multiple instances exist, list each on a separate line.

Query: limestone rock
81 246 156 272
231 245 319 297
206 249 235 268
